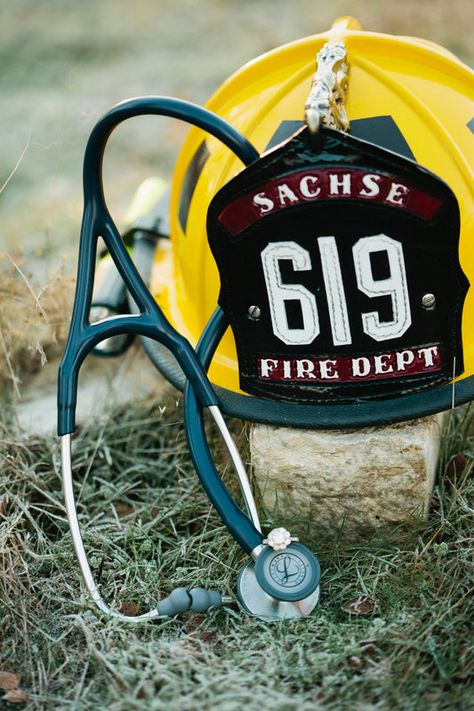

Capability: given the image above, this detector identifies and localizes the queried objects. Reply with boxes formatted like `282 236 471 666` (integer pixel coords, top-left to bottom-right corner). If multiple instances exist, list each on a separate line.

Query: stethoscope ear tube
57 202 219 435
57 97 259 437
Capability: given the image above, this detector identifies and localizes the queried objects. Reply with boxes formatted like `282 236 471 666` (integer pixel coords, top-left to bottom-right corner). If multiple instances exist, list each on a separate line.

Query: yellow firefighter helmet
142 16 473 426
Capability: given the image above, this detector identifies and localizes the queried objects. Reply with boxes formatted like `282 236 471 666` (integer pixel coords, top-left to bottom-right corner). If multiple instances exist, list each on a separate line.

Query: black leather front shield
207 127 468 405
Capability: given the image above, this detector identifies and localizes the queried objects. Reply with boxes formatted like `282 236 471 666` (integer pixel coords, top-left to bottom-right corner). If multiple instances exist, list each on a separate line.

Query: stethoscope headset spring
58 96 321 623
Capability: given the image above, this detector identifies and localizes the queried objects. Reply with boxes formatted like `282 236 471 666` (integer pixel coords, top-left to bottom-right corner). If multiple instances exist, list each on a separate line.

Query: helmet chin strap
59 96 320 622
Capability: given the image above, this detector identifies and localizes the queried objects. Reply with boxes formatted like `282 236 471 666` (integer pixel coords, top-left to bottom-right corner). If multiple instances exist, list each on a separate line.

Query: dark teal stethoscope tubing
57 95 262 554
184 308 262 554
57 96 259 436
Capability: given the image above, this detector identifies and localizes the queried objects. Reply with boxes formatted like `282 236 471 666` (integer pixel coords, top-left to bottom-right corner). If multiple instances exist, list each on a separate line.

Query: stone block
250 414 447 540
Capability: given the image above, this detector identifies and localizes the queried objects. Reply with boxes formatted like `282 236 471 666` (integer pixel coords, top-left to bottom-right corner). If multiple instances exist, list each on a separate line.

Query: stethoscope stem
207 405 261 533
62 433 236 620
61 434 160 622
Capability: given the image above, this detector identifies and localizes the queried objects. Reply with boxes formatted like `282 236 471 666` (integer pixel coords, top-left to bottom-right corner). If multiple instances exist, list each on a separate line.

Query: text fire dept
257 345 441 382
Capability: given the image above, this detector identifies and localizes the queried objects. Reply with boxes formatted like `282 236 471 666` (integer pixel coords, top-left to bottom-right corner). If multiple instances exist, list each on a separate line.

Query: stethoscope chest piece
237 557 320 622
254 542 321 603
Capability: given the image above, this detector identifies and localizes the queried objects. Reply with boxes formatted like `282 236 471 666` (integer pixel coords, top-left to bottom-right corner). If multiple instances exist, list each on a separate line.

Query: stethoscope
58 96 321 623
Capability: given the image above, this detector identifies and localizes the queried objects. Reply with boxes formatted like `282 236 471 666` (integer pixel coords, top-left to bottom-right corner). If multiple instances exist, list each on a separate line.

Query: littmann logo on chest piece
207 126 467 405
255 542 321 601
269 552 307 588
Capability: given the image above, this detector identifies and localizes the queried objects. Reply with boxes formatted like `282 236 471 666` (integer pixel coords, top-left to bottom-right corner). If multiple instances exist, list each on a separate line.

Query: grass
0 396 473 709
0 1 473 707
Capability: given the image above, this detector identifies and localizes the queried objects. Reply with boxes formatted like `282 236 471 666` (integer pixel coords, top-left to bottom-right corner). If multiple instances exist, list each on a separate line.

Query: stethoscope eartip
156 587 223 617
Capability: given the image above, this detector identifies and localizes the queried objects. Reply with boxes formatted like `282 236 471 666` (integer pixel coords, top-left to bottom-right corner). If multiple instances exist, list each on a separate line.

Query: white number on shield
352 234 412 341
261 233 411 346
261 241 319 345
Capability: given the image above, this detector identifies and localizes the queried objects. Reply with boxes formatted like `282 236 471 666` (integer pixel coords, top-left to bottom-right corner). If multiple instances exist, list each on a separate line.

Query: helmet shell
151 18 474 405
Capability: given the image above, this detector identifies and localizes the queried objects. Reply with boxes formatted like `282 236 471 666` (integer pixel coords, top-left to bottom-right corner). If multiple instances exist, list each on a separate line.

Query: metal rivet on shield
248 305 261 321
422 293 436 310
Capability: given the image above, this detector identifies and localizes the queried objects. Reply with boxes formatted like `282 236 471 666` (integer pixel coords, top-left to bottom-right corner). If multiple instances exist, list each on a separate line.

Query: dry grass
0 400 473 709
0 251 73 397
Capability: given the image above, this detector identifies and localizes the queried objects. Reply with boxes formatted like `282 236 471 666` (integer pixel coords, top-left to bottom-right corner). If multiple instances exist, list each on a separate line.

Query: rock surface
250 414 446 540
15 347 165 435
